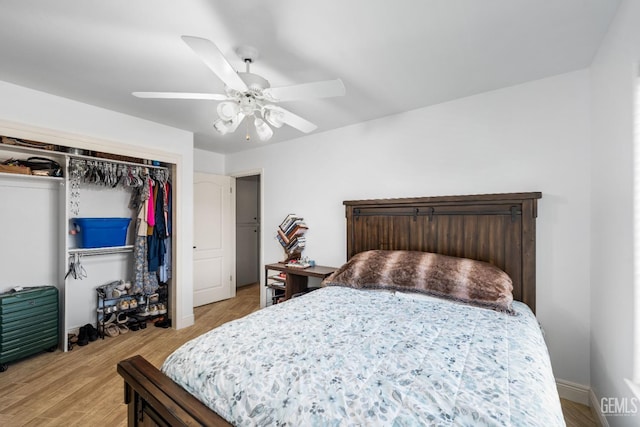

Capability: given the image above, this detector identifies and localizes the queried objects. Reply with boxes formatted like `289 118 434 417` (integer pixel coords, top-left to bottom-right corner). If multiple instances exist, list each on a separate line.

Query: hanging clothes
131 176 159 295
147 179 167 273
134 221 159 295
158 182 172 283
147 178 156 232
163 182 170 235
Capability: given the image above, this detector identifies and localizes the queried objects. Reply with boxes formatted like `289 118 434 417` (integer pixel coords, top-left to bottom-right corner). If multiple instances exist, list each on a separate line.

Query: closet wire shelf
0 171 63 182
68 245 134 256
68 153 169 171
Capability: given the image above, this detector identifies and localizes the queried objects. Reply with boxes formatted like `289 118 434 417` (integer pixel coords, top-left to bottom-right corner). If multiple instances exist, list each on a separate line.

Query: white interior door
193 172 235 306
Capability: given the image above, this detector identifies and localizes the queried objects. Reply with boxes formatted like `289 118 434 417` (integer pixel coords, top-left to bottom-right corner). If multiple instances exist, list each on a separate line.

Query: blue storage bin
74 218 131 248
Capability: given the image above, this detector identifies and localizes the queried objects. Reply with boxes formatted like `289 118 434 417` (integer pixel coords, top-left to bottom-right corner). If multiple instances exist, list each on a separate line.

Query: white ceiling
0 0 620 154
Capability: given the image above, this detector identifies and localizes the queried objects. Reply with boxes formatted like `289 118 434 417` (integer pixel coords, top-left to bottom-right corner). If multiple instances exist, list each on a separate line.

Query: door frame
231 168 265 307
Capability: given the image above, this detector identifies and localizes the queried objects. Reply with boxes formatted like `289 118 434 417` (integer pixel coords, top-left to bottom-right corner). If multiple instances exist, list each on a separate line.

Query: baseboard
589 388 610 427
175 314 195 330
556 378 591 406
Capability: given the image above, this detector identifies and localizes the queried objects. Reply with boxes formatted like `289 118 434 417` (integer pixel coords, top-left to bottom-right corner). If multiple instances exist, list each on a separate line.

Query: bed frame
117 192 541 426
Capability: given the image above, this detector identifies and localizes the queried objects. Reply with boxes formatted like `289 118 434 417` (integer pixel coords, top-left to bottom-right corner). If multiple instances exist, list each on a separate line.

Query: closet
0 135 175 353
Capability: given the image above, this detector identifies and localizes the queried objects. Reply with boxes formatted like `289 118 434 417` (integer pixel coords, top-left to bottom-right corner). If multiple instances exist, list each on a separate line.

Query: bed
118 192 564 426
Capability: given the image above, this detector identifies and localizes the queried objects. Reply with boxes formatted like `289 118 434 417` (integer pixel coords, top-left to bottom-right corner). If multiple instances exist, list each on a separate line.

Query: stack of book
276 214 308 261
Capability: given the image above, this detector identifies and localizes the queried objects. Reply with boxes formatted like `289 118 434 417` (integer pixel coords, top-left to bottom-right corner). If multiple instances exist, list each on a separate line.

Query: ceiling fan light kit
264 106 284 128
213 114 243 135
217 101 240 121
212 119 229 135
133 35 345 143
254 117 274 141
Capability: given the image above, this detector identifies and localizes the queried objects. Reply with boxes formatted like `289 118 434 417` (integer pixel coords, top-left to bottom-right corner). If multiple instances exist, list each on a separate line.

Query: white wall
0 80 196 330
590 0 640 425
194 148 225 174
0 172 61 293
227 70 592 386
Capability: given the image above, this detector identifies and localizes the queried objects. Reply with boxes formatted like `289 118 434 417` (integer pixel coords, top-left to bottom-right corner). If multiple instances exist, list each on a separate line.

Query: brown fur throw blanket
322 250 514 313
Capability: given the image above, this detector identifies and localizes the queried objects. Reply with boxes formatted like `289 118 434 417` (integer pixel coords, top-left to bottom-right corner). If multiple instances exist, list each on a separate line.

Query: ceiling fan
133 36 346 142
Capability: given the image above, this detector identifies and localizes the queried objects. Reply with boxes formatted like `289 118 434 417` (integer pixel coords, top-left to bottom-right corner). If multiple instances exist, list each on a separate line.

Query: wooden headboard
343 192 541 312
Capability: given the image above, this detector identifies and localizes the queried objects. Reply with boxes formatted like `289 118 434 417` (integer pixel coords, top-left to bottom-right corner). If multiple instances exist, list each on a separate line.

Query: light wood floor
0 283 598 426
0 283 261 426
562 398 600 427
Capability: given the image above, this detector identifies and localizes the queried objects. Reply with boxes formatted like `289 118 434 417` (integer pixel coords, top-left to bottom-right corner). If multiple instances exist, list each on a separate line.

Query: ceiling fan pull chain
246 119 251 141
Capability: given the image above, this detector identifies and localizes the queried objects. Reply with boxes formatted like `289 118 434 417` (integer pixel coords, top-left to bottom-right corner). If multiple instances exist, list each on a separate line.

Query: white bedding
162 286 565 426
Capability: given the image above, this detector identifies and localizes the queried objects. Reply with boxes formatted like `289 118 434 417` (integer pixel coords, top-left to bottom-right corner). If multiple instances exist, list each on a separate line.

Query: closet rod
68 245 134 256
68 154 169 171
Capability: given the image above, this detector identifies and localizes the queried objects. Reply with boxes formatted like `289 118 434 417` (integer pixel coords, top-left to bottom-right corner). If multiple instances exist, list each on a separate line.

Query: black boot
85 324 98 342
77 326 89 346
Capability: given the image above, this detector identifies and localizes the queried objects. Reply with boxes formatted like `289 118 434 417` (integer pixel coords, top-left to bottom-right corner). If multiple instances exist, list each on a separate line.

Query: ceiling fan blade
133 92 228 100
264 79 345 102
277 107 318 133
181 36 248 93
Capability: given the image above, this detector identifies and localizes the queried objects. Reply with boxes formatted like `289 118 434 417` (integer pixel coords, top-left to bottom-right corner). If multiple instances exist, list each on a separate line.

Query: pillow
322 250 514 313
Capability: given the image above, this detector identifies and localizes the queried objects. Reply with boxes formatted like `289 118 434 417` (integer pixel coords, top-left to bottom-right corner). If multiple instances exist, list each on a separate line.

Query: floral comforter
162 286 565 426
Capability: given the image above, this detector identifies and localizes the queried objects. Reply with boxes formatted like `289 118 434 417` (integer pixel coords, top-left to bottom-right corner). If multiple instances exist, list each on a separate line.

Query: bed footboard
117 355 231 427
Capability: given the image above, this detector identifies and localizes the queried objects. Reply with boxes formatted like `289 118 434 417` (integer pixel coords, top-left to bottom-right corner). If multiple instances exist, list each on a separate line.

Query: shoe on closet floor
155 318 171 328
67 333 78 351
128 318 140 331
68 333 78 344
77 326 89 346
104 323 119 337
84 323 98 342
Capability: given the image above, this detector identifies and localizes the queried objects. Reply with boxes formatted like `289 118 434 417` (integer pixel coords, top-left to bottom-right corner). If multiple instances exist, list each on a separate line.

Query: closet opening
0 129 181 354
234 172 262 304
